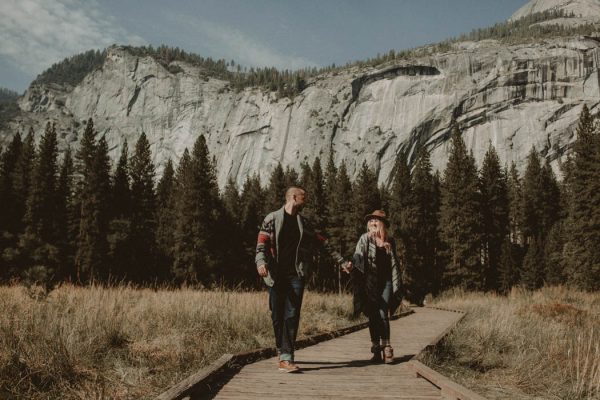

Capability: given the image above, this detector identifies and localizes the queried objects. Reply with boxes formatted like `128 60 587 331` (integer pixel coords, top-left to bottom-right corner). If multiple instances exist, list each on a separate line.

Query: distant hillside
28 9 599 99
511 0 600 23
33 49 107 87
0 88 19 103
0 88 19 130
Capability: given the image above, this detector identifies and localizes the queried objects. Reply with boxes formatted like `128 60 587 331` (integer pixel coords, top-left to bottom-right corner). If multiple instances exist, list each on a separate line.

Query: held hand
342 261 353 274
257 264 268 277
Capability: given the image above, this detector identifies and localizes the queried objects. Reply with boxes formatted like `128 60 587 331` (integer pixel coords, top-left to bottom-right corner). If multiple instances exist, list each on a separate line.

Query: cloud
169 14 318 71
0 0 145 79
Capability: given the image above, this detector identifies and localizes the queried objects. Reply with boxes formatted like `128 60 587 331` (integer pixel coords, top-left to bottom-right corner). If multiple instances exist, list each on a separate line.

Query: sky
0 0 528 93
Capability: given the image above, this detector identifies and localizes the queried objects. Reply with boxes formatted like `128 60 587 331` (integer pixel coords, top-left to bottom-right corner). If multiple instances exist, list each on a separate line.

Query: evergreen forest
1 106 599 298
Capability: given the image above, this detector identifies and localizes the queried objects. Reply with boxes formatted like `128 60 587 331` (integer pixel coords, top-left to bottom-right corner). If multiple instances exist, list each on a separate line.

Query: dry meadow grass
423 286 600 400
0 284 359 399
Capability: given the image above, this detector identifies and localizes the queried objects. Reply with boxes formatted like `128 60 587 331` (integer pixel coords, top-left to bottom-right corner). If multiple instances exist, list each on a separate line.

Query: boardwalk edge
408 360 487 400
410 306 489 400
155 354 234 400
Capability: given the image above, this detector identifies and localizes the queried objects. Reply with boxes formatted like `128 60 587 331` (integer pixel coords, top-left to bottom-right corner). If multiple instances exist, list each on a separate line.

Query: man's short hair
285 186 306 201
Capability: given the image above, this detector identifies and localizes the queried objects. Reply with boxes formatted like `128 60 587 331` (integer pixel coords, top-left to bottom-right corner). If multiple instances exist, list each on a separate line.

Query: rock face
511 0 600 23
4 4 600 188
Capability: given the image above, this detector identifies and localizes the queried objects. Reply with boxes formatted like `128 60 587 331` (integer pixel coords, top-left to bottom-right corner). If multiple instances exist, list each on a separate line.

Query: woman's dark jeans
268 275 304 361
366 280 392 343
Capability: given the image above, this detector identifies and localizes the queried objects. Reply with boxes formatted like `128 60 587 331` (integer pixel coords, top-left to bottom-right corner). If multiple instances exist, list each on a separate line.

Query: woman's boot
370 344 382 363
383 345 394 364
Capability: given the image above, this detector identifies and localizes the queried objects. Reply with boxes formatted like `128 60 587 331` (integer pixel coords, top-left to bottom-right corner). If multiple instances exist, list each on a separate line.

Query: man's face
294 190 306 209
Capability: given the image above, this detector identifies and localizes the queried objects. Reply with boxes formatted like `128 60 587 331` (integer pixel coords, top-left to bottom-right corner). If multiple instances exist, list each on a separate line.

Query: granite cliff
3 0 600 187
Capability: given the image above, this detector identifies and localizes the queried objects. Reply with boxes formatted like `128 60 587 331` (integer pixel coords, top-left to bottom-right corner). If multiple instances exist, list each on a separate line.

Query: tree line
1 106 599 295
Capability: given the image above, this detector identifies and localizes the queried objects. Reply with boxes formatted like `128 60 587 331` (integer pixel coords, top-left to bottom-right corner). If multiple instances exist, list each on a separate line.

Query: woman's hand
342 261 353 274
257 264 269 277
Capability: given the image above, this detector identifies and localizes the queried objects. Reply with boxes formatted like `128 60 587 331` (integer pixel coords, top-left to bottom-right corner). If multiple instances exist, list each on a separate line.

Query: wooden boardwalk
207 307 465 400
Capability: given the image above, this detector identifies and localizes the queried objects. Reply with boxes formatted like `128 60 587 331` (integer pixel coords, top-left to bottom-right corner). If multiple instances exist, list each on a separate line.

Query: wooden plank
408 360 487 400
417 307 466 355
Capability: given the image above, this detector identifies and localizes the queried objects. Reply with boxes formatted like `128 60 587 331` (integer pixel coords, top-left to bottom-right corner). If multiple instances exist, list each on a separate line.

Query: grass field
423 286 600 400
0 284 361 399
3 284 598 400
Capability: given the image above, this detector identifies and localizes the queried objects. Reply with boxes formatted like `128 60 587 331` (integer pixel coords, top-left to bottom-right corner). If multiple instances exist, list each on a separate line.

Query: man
256 186 345 372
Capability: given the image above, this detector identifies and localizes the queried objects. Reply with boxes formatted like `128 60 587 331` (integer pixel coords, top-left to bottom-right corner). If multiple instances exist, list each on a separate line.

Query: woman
343 210 403 363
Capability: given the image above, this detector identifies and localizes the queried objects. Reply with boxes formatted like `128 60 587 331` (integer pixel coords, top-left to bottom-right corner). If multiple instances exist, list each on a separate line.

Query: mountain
511 0 600 25
2 0 600 188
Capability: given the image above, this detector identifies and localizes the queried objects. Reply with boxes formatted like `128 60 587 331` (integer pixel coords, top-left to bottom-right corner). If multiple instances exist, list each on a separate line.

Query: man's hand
342 261 353 274
257 264 269 277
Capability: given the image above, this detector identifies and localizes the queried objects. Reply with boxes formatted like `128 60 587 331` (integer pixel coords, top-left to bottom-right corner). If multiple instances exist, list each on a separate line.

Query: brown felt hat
364 210 389 226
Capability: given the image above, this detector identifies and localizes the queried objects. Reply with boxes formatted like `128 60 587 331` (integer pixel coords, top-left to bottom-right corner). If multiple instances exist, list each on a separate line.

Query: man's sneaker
278 360 300 373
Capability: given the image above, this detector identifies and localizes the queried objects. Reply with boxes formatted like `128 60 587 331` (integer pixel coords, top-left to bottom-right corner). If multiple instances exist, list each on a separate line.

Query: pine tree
379 184 392 222
75 136 111 282
389 150 413 241
411 148 440 301
564 104 600 290
94 137 112 280
431 170 443 294
323 150 338 229
129 132 156 282
219 177 246 285
74 118 98 282
507 162 524 245
522 235 544 290
12 129 35 234
352 161 381 237
55 146 75 280
172 135 222 284
540 162 561 238
266 163 286 211
521 147 544 243
304 157 327 230
299 161 312 189
108 141 132 280
439 126 482 290
25 123 59 242
112 141 131 219
498 238 517 293
222 177 242 225
479 144 509 290
0 132 22 235
21 122 60 283
284 166 299 187
544 221 566 285
172 149 193 281
328 161 354 293
520 148 562 287
0 132 23 279
303 157 331 288
239 173 265 286
155 159 175 281
388 150 417 300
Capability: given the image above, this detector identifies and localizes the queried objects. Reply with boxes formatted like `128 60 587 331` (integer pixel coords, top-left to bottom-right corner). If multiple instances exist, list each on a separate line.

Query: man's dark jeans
269 274 305 361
